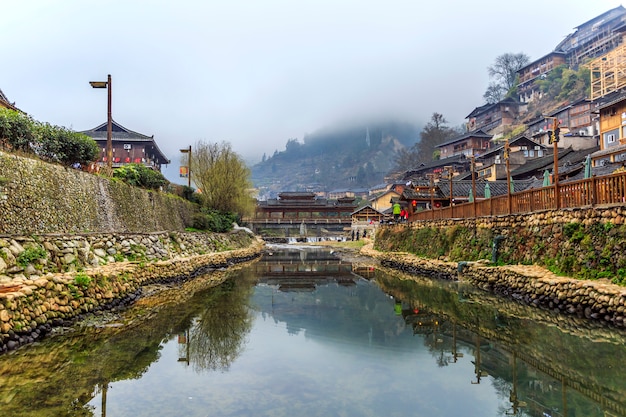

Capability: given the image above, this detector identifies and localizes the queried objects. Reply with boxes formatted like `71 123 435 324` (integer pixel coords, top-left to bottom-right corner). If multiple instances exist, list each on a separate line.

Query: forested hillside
251 121 419 195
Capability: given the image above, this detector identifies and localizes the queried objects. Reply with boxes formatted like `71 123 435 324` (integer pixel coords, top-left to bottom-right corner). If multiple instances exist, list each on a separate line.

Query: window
608 134 616 143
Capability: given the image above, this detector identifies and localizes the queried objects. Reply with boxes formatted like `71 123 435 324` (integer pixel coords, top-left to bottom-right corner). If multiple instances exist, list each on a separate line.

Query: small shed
351 205 385 223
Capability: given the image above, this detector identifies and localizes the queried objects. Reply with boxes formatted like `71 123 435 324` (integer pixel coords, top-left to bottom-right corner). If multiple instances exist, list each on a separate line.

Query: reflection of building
255 249 354 291
401 305 444 336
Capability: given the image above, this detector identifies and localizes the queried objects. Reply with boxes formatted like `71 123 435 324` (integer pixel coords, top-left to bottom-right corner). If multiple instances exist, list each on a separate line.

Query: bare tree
486 52 530 99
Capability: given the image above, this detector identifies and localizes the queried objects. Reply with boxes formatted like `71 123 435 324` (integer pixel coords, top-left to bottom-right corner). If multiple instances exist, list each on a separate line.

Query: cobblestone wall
0 152 195 234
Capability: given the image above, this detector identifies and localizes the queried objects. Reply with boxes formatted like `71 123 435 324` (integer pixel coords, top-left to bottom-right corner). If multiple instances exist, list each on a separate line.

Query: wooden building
351 205 385 223
255 192 357 220
436 129 492 160
79 120 170 172
516 51 567 103
465 98 524 136
590 92 626 166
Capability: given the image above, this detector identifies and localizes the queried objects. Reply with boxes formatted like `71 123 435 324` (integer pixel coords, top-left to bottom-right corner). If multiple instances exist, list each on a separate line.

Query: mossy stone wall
375 206 626 283
0 152 195 234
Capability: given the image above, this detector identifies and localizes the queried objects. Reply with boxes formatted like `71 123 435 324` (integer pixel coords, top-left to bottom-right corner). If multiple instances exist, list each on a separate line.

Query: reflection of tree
188 273 255 372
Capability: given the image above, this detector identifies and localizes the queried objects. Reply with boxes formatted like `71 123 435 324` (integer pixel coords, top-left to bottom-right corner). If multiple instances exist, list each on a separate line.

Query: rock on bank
360 244 626 328
0 231 263 353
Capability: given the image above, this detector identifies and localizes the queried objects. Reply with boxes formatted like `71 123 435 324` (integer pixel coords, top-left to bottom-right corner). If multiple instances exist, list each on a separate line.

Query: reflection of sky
89 285 506 417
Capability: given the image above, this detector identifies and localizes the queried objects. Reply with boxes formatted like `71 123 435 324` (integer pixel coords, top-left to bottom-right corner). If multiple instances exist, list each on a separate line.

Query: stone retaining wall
0 151 196 234
0 232 263 353
361 245 626 328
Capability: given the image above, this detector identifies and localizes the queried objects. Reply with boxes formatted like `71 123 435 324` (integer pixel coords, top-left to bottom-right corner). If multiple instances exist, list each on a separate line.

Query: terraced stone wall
0 152 195 234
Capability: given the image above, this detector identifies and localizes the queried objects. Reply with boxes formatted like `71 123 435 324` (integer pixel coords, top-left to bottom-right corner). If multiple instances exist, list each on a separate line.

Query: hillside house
590 92 626 167
402 154 470 182
436 129 492 160
556 5 626 68
466 98 525 137
79 120 170 172
517 52 567 103
476 136 549 181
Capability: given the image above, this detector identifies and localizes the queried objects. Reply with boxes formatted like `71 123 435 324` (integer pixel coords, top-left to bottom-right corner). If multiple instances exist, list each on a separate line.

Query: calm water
1 245 626 417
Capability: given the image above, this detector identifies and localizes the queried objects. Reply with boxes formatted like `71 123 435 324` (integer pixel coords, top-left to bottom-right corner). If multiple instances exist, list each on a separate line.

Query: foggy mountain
251 120 419 195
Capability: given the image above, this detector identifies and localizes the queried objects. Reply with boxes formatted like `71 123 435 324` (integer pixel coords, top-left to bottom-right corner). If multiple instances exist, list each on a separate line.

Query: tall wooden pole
470 155 476 217
106 74 112 170
505 140 511 214
552 118 560 209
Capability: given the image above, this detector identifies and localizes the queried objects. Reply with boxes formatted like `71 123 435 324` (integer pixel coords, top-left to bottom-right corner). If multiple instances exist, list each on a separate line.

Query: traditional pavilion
79 120 170 172
255 192 357 220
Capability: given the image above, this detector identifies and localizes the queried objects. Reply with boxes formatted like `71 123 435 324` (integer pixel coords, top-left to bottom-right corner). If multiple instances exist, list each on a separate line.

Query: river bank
0 233 265 354
356 243 626 328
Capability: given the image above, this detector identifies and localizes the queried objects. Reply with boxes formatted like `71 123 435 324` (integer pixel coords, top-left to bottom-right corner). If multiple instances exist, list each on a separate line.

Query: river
1 245 625 417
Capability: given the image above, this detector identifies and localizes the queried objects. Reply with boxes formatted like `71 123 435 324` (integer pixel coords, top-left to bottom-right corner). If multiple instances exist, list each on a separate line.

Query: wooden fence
411 170 626 221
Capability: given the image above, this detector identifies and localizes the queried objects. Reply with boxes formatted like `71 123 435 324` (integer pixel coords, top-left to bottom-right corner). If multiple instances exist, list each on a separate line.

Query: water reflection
1 247 626 416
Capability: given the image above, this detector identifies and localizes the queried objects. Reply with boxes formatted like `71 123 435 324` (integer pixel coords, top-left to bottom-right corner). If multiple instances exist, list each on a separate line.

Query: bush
113 163 168 190
36 123 99 167
0 108 36 152
17 246 47 267
191 209 237 232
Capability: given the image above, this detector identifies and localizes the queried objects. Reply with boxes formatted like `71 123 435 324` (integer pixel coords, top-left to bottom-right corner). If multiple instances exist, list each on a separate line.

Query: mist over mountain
251 120 420 196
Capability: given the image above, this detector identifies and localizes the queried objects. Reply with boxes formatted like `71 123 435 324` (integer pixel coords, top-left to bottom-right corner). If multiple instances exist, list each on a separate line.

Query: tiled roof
436 129 492 148
80 119 170 164
403 179 534 200
403 154 468 178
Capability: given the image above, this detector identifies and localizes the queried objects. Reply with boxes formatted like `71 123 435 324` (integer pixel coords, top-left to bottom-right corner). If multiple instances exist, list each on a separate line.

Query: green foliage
537 64 590 104
0 108 36 152
192 141 254 217
17 245 47 267
0 108 99 167
35 123 99 166
113 163 168 190
74 273 92 288
192 209 237 232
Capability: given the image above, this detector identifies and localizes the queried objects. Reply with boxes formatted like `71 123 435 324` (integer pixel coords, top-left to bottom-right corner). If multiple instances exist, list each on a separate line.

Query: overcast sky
2 0 623 182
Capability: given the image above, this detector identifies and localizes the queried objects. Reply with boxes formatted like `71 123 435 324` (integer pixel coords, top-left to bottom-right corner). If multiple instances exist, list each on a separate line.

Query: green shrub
74 273 92 288
192 209 236 232
113 163 168 190
17 246 47 267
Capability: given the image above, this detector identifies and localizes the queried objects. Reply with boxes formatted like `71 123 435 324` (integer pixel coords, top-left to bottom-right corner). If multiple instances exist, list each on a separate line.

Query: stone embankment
0 231 264 353
361 244 626 328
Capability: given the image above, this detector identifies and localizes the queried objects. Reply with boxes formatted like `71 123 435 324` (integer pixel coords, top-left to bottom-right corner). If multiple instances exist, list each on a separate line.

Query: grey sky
2 0 622 182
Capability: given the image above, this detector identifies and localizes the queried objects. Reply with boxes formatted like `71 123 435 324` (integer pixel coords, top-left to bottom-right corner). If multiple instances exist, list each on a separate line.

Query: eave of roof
436 129 492 148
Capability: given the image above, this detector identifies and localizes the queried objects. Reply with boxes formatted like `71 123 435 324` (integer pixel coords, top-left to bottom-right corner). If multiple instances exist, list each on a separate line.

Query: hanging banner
179 166 189 178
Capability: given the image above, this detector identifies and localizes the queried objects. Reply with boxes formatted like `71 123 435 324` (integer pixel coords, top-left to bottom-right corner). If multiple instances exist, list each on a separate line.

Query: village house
527 100 597 150
79 120 170 172
466 97 525 138
436 129 492 160
368 188 401 213
516 51 567 103
475 136 550 181
555 5 626 69
590 91 626 167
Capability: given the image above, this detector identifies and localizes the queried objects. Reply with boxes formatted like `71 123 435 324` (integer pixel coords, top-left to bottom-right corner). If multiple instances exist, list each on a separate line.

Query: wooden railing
246 217 351 224
412 170 626 221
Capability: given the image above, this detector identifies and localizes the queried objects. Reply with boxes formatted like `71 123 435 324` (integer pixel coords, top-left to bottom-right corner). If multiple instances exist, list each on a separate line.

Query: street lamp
180 146 192 187
470 155 477 217
444 166 454 207
426 173 436 220
504 140 512 214
89 74 112 170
